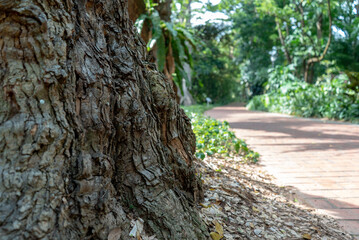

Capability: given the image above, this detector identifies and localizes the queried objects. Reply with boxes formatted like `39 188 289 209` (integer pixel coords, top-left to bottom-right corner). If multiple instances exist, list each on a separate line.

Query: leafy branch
135 1 198 92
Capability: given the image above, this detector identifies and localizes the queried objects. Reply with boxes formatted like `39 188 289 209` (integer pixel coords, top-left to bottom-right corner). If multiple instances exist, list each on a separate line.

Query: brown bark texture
128 0 146 22
0 0 207 239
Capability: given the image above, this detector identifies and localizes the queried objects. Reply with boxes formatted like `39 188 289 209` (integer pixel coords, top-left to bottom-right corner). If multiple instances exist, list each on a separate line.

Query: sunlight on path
206 103 359 238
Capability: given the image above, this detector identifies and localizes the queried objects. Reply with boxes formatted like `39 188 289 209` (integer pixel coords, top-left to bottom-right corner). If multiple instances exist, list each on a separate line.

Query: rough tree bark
0 0 207 239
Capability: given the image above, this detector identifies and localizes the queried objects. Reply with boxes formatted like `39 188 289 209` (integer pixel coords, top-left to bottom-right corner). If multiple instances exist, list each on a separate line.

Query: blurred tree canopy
132 0 359 119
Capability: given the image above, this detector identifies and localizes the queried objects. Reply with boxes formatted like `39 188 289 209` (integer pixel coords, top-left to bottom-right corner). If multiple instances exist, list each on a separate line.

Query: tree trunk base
0 1 207 239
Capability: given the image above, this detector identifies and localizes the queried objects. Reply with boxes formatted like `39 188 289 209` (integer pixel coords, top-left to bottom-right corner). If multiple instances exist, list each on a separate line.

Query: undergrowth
182 105 259 163
247 76 359 123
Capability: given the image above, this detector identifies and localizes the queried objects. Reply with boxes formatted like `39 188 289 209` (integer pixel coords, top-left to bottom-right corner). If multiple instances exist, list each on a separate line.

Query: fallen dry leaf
214 220 224 237
252 206 259 212
107 227 121 240
200 203 211 208
302 233 312 239
210 232 222 240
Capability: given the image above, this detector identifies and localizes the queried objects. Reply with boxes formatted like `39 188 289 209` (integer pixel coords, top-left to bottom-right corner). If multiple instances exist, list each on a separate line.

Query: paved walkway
205 103 359 238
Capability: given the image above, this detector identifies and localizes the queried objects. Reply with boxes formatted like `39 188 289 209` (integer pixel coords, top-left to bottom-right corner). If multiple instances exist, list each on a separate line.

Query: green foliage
137 0 359 123
191 23 242 104
210 0 356 95
170 25 198 91
255 0 335 83
232 1 276 96
182 105 260 163
247 75 359 123
345 71 359 92
265 64 300 92
181 104 215 115
328 1 359 71
135 2 197 91
198 0 359 122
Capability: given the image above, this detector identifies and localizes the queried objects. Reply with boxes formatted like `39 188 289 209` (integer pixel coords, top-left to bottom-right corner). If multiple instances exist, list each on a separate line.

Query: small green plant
182 105 260 163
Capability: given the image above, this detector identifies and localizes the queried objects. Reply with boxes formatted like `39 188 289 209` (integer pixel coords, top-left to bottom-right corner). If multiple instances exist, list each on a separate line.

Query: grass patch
182 104 217 115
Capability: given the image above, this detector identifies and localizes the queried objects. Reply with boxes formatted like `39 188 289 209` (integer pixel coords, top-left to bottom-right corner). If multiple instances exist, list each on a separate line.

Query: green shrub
182 105 260 163
247 75 359 123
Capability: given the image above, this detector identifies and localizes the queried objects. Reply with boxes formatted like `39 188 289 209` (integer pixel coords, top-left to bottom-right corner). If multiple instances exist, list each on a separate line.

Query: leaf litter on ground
195 155 354 240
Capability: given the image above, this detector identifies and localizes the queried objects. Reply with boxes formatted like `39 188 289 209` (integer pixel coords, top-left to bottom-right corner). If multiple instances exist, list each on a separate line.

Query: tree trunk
153 0 176 84
275 18 292 64
181 1 196 106
316 13 323 40
128 0 152 43
304 0 332 83
128 0 146 21
180 61 196 106
0 1 207 239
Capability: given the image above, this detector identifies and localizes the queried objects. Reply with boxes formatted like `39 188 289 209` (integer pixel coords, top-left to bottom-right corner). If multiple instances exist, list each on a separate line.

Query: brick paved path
206 103 359 238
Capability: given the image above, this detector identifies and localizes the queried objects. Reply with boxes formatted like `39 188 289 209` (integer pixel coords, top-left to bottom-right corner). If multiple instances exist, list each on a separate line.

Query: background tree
0 0 207 239
190 0 358 100
329 0 359 72
231 1 277 96
244 0 359 120
131 0 198 104
255 0 334 83
192 23 242 103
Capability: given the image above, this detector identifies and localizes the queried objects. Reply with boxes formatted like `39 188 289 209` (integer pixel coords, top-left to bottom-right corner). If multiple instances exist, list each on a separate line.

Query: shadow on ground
289 187 359 238
204 103 359 239
225 162 359 238
206 106 359 152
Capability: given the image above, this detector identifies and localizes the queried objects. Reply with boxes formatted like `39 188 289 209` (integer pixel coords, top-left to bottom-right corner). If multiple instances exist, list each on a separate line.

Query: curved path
206 103 359 238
